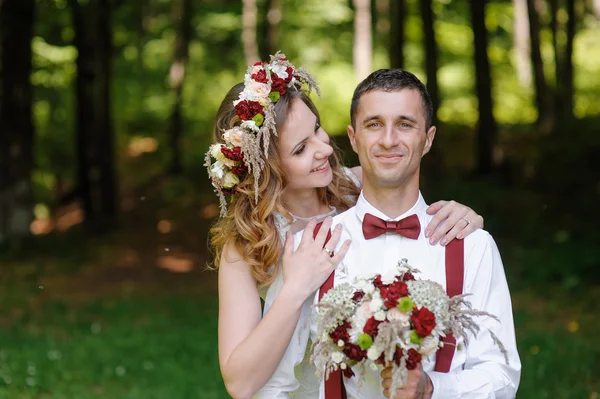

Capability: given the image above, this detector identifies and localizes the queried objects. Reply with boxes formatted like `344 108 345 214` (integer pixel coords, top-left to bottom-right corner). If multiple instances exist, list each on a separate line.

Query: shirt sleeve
253 231 313 399
428 232 522 399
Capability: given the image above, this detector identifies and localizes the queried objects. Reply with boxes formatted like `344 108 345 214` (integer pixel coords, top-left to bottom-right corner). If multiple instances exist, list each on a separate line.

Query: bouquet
311 259 508 394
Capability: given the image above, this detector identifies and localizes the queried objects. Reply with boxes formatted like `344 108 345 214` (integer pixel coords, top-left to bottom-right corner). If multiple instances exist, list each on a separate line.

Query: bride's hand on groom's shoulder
425 200 484 246
281 217 351 303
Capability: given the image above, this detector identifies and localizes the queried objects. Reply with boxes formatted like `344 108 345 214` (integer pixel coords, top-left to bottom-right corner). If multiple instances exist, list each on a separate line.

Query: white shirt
260 192 521 398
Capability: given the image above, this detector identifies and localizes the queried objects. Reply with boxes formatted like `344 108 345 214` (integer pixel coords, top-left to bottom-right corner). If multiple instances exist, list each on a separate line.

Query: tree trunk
242 0 259 65
513 0 532 87
420 0 439 123
526 0 554 133
70 0 97 229
0 0 35 245
260 0 282 60
168 0 192 175
561 0 576 122
96 0 118 223
353 0 372 81
389 0 405 69
375 0 390 39
469 0 498 175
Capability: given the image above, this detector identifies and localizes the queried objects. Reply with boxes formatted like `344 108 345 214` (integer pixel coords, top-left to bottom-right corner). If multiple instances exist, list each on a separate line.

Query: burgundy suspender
314 222 348 399
434 239 465 372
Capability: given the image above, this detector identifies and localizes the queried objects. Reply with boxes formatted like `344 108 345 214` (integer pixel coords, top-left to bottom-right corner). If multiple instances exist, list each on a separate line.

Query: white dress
254 167 360 398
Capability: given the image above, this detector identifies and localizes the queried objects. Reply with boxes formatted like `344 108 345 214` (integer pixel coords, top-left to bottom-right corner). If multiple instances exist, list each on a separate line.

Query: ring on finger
323 247 334 257
461 217 471 226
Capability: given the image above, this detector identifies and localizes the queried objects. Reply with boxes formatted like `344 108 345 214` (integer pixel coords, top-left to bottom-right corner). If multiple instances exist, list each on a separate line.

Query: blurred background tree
0 0 598 397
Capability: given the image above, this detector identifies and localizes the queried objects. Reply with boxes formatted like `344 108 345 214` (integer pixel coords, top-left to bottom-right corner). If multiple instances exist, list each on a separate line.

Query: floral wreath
204 52 320 216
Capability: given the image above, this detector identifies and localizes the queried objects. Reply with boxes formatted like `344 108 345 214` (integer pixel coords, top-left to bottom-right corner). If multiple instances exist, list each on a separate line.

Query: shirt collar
355 191 428 222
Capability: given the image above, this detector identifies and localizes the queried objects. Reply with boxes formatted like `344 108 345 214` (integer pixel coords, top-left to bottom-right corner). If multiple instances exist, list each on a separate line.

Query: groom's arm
428 232 521 399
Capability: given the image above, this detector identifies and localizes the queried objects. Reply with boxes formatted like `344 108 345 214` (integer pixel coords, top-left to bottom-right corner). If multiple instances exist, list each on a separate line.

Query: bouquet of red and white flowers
311 259 507 394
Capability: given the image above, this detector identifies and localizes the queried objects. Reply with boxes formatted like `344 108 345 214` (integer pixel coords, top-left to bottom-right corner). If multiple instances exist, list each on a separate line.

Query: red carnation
405 348 422 370
411 307 436 337
329 321 351 345
251 69 268 83
221 146 244 162
231 165 248 176
271 74 287 95
363 317 382 337
235 100 264 120
342 366 355 379
342 343 367 362
352 291 364 302
373 275 384 289
394 346 404 366
284 66 294 83
221 188 233 195
381 281 409 308
402 272 416 282
253 61 262 67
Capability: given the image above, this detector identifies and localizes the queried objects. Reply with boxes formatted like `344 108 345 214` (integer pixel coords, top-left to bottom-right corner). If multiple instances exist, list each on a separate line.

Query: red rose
235 100 264 120
381 281 409 308
411 307 436 337
342 343 367 362
352 291 364 302
253 61 262 66
342 366 355 379
329 321 351 344
251 69 268 83
231 165 248 176
221 146 244 162
221 188 232 195
271 74 287 95
402 272 416 282
405 348 422 370
373 275 384 289
363 317 382 337
284 66 294 83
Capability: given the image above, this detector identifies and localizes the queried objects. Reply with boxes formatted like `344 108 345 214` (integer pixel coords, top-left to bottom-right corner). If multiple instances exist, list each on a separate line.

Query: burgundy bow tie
362 213 421 240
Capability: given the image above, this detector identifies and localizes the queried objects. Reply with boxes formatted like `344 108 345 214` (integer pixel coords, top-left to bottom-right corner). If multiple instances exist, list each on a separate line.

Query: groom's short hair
350 69 433 131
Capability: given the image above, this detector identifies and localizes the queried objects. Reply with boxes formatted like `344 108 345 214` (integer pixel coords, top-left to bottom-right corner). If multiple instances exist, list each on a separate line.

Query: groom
270 69 521 398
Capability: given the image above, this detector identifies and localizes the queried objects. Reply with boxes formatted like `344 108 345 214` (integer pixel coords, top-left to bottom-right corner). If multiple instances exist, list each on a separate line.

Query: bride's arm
218 219 350 399
218 243 304 399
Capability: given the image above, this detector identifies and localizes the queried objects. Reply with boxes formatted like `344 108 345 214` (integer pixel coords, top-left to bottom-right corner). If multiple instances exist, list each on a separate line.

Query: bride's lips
311 161 330 173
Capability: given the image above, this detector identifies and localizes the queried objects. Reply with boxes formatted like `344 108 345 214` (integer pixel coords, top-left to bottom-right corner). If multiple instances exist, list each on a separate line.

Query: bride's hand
281 217 351 303
425 200 484 246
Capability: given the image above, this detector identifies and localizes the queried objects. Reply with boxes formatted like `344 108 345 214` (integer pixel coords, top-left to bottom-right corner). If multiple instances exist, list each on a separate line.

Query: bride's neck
281 188 329 218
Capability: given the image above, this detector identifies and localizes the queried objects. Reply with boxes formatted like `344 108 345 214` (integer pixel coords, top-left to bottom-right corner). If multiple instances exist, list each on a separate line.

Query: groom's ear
347 125 358 154
422 125 437 156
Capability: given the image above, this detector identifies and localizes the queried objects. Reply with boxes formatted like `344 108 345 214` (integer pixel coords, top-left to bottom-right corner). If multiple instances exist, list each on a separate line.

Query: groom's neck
362 181 420 219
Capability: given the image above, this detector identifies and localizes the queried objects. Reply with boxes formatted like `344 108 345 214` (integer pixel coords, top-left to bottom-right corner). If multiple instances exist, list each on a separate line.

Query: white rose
223 128 244 147
331 352 344 364
222 172 240 189
246 80 270 98
210 161 225 180
354 279 366 291
210 143 224 159
374 310 386 321
358 302 373 320
337 340 344 347
367 346 382 361
363 283 375 295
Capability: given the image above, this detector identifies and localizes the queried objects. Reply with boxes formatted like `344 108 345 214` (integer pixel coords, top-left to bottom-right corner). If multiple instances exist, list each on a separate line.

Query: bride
207 53 483 399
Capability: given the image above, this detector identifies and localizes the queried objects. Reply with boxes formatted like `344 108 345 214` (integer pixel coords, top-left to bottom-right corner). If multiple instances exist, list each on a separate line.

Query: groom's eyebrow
361 114 418 125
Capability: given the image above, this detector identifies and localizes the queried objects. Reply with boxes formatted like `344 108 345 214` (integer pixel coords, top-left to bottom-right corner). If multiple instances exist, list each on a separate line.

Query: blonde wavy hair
210 83 360 286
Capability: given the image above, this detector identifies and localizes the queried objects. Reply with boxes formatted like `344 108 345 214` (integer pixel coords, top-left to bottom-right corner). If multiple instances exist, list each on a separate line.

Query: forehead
279 99 316 148
356 89 424 121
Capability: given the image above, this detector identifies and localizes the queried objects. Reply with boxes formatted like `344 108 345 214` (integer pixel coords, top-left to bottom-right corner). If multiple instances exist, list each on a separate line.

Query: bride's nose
315 140 333 159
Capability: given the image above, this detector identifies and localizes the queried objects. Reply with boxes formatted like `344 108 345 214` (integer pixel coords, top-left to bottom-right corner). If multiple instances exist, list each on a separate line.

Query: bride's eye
314 122 321 132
